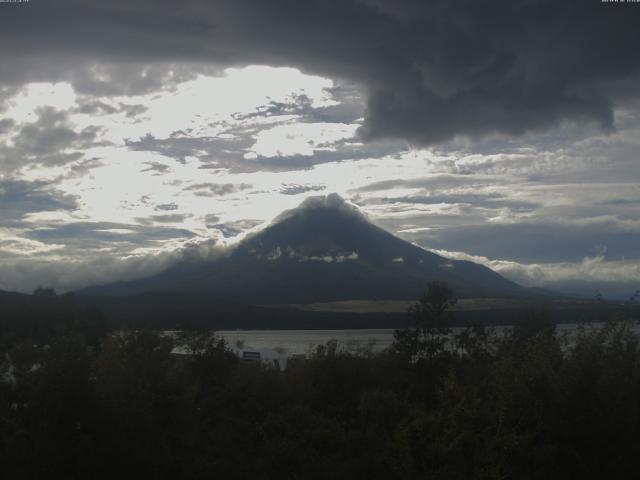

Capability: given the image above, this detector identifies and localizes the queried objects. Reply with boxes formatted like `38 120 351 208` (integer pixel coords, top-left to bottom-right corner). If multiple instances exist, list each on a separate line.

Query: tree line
0 283 639 479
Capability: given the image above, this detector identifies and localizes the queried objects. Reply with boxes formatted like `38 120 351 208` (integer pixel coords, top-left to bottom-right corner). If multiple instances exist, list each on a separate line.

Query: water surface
218 322 639 356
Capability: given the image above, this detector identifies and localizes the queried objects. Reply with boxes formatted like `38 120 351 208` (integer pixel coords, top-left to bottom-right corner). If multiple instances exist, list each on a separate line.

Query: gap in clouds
0 61 639 296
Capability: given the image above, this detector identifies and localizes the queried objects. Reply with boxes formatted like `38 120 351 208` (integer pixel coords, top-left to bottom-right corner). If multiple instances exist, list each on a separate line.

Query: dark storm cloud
0 179 78 226
1 1 638 145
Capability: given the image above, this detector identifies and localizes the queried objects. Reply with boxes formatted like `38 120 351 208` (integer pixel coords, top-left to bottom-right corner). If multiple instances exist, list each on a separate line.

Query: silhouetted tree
393 281 457 361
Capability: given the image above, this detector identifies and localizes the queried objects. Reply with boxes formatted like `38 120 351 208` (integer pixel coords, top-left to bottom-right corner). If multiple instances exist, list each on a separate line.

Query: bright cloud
247 122 358 158
433 248 640 297
4 83 77 122
1 62 639 296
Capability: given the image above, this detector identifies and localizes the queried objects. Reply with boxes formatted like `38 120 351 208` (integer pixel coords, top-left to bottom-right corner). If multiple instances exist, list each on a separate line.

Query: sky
0 0 639 298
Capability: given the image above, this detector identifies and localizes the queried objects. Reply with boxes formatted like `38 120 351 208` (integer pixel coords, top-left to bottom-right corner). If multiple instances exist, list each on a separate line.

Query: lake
218 322 639 356
218 329 396 355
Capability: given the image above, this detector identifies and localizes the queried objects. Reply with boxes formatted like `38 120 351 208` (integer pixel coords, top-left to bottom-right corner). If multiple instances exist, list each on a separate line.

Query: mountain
80 194 528 303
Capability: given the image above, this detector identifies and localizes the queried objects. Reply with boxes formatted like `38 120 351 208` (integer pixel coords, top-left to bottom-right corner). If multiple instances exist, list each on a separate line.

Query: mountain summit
81 194 526 303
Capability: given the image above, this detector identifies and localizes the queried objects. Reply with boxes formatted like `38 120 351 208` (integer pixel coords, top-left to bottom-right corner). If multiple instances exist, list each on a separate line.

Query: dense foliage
1 285 639 479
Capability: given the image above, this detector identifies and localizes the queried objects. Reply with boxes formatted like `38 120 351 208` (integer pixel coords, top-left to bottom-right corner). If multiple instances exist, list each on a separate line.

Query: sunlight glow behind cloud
1 62 639 296
5 83 77 122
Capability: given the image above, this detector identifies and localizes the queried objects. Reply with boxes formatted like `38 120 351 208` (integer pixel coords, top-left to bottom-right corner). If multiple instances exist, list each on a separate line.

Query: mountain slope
80 195 528 303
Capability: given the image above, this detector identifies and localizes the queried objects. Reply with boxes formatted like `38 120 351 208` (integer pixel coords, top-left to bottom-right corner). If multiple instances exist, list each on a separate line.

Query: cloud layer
2 0 639 144
0 1 639 297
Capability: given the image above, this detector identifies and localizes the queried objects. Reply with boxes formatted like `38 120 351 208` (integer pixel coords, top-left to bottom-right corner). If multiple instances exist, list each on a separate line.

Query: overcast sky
1 0 639 297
